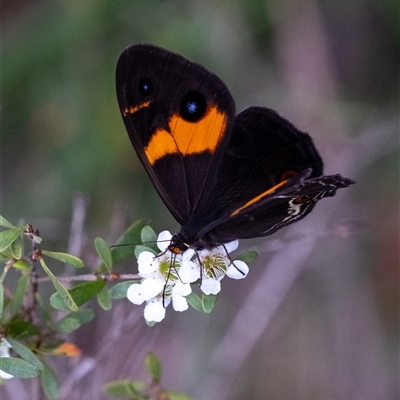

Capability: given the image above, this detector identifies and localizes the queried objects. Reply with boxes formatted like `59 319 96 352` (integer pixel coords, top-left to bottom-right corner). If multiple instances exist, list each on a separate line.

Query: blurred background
3 0 399 399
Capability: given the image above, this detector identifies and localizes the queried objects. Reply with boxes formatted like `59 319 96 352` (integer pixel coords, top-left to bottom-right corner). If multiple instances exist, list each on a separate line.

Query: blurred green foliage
4 0 397 229
2 0 399 399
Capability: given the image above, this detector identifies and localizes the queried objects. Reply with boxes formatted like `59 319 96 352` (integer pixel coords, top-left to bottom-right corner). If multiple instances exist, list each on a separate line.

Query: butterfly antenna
222 243 245 276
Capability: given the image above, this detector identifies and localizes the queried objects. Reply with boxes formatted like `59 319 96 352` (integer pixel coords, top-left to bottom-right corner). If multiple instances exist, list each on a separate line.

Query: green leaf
50 280 105 310
165 390 194 400
40 363 60 399
0 216 14 228
0 227 25 252
6 338 44 370
140 226 159 253
134 244 158 258
10 274 30 318
35 293 52 325
56 309 95 333
234 250 258 264
109 220 147 266
10 236 22 259
145 352 161 382
0 283 4 320
202 294 218 314
185 292 203 312
95 237 113 273
104 379 146 397
0 357 41 378
97 285 112 310
7 320 41 337
12 259 31 270
109 281 138 299
39 258 78 311
41 250 84 268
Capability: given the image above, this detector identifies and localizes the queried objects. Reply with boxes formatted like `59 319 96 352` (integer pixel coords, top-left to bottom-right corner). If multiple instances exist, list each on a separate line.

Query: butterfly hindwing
116 44 236 224
193 107 353 244
203 107 323 214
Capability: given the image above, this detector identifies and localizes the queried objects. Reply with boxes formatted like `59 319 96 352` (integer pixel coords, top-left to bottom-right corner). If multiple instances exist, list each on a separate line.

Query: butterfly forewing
116 44 236 223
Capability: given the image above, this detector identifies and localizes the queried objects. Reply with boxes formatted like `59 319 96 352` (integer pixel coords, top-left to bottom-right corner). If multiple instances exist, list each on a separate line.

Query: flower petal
182 248 196 263
223 240 239 253
179 260 200 283
140 278 164 300
172 281 192 296
144 299 167 322
126 283 146 305
172 295 189 312
137 251 159 277
226 260 249 279
200 278 221 295
157 230 172 252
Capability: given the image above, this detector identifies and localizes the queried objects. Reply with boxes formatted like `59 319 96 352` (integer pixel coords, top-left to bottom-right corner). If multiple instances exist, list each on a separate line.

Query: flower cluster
127 231 249 323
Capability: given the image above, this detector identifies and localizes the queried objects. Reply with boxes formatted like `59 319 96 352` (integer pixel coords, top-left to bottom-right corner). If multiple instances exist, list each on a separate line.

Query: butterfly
116 44 354 254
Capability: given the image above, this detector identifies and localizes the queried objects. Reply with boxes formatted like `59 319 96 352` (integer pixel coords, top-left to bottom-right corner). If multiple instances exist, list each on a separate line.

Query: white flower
127 231 192 323
127 230 249 323
180 240 249 295
0 338 13 380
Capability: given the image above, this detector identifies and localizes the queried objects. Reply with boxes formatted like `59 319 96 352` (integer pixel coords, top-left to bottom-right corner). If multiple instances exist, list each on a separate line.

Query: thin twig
35 273 140 283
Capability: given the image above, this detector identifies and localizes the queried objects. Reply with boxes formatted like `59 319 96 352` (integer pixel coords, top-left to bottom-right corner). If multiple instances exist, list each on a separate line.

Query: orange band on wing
230 179 289 216
123 101 151 116
144 105 227 165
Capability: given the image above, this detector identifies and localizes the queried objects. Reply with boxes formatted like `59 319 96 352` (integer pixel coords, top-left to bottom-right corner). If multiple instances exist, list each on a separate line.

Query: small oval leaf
0 215 14 228
110 220 147 265
95 237 112 273
104 379 146 396
0 227 25 252
40 363 60 399
165 390 194 400
234 250 258 264
41 250 84 268
10 236 22 259
10 274 30 317
56 309 95 333
39 258 78 312
186 292 203 312
0 284 4 320
0 357 41 378
12 260 31 270
50 280 105 310
109 281 138 299
6 338 44 370
141 225 157 242
202 294 218 314
145 352 161 382
97 285 112 310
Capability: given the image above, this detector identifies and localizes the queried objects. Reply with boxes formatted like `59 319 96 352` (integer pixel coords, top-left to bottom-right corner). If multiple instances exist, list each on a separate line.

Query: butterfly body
116 44 354 252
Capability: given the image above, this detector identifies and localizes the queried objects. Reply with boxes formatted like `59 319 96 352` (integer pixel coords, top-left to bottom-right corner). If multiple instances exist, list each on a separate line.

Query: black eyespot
138 78 153 96
180 91 207 122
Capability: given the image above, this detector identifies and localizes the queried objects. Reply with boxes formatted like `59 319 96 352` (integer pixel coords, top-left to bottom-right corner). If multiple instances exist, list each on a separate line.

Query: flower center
202 254 227 279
